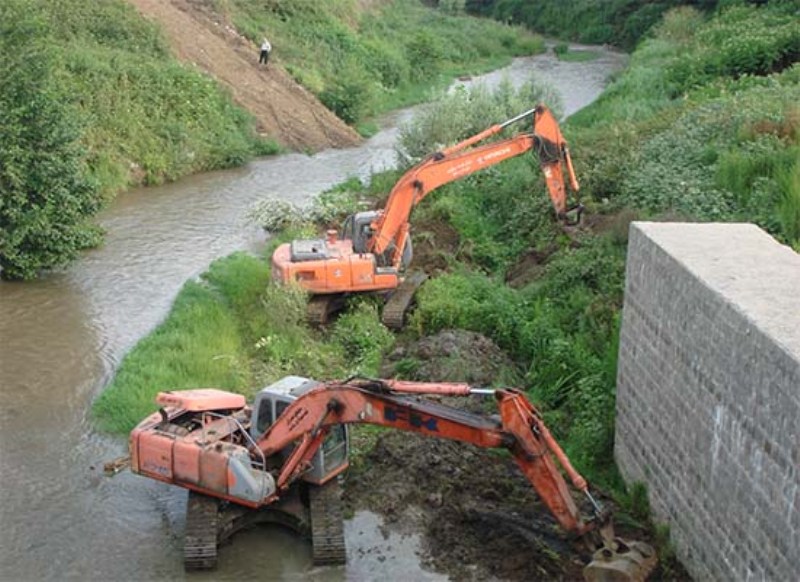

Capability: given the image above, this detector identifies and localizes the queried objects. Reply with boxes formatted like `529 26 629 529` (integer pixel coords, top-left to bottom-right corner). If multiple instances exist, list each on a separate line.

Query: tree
0 1 102 280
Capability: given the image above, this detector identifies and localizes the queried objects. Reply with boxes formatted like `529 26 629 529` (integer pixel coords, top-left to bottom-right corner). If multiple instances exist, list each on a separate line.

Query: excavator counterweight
129 376 656 580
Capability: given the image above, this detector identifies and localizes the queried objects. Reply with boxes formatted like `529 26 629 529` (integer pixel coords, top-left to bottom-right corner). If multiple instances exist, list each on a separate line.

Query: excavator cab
341 210 413 270
251 376 349 484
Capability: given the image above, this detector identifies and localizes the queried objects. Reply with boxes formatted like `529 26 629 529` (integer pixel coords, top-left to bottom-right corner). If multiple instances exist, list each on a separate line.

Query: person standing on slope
259 37 272 66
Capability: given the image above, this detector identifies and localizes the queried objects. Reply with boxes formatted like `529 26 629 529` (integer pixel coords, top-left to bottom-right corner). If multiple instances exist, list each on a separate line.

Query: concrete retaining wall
615 222 799 581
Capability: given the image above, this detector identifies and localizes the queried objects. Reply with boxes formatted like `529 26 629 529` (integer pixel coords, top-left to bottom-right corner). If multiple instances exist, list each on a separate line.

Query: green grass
396 1 800 485
25 0 275 195
92 278 252 433
472 0 691 50
93 248 395 433
1 0 279 278
94 1 799 492
215 0 544 126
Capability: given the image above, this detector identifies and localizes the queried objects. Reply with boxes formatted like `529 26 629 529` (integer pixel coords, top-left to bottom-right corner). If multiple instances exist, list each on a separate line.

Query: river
0 46 626 581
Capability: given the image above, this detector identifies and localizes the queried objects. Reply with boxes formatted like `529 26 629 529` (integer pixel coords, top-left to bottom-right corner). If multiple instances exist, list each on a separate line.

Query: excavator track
381 271 428 330
309 479 346 565
307 295 347 327
184 491 219 570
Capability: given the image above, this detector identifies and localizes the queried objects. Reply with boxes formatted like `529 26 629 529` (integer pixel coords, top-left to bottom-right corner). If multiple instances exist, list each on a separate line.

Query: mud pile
381 328 518 386
344 428 590 580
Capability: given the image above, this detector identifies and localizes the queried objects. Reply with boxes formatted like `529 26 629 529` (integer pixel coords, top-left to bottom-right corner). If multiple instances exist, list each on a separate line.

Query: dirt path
127 0 361 151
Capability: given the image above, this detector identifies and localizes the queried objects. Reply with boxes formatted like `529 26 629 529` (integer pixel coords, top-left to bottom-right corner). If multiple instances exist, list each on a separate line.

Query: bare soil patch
411 218 462 275
127 0 360 151
347 330 588 580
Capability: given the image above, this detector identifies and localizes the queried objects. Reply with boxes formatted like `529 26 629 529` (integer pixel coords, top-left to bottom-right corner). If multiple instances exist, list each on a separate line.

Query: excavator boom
255 378 595 535
370 104 580 260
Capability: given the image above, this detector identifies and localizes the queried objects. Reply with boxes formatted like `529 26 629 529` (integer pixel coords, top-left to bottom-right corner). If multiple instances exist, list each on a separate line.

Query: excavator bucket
583 538 658 582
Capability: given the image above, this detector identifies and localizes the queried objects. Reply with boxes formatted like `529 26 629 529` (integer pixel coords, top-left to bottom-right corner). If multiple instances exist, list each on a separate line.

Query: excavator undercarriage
184 473 345 569
305 271 428 329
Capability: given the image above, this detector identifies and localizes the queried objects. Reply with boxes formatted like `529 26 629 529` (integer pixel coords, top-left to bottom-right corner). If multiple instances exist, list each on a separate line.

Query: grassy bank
93 246 394 433
404 2 799 484
469 0 704 50
214 0 544 132
0 0 276 279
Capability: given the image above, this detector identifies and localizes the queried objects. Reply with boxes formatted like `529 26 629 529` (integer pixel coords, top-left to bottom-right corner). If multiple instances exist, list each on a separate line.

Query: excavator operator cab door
251 376 349 485
342 211 380 254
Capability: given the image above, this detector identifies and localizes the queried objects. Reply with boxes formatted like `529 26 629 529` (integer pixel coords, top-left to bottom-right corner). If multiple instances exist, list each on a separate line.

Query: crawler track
307 295 347 327
184 492 219 570
183 484 344 570
381 271 428 330
309 479 346 565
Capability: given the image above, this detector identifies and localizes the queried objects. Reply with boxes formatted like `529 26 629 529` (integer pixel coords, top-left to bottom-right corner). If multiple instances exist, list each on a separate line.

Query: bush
397 79 562 164
0 1 102 279
667 4 800 93
478 0 685 50
330 300 395 375
320 62 377 124
1 0 271 277
622 82 800 245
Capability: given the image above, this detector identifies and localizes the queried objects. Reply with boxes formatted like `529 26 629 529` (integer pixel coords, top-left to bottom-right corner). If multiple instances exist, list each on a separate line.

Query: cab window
255 398 274 435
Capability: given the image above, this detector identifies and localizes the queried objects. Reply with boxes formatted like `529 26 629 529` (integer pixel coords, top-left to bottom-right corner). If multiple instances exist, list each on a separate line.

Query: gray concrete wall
615 222 800 581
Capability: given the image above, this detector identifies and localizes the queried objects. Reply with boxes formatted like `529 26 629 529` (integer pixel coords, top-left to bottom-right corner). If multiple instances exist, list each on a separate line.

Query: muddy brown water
0 46 626 581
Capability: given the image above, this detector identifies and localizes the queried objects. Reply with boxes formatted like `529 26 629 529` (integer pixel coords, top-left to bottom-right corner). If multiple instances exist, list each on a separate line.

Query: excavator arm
369 104 581 263
254 377 601 537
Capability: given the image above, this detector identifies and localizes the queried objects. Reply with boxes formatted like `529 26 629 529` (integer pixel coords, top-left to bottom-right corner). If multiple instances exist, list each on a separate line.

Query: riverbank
0 48 627 580
1 0 543 279
89 3 798 577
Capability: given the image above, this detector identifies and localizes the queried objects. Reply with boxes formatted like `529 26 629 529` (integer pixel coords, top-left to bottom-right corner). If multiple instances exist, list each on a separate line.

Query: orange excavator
129 376 656 580
271 104 582 328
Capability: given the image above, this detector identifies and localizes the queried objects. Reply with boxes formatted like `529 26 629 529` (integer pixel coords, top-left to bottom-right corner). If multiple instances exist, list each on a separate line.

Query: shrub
248 198 305 233
667 4 800 93
397 79 562 164
320 61 377 124
330 300 395 375
0 2 102 279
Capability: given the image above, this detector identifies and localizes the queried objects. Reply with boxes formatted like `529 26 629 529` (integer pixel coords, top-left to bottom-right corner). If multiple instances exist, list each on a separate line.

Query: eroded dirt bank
127 0 360 151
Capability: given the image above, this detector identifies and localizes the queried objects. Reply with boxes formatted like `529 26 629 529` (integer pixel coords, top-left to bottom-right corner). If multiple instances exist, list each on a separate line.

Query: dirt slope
128 0 361 151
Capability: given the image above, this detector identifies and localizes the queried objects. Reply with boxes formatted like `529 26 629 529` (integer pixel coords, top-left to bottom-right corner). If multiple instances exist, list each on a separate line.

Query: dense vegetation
0 0 273 279
212 0 542 129
405 1 799 481
466 0 724 50
92 3 797 571
1 0 538 280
